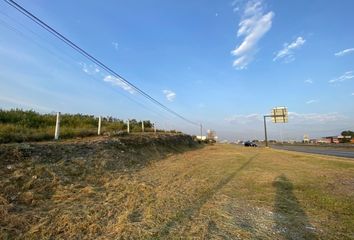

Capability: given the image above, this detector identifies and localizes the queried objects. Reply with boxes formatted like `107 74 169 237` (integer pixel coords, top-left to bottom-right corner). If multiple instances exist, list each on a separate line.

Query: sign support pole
264 115 268 147
263 114 287 147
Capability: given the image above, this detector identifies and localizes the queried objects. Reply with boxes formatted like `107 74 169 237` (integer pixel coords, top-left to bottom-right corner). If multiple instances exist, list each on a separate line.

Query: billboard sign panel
271 107 288 123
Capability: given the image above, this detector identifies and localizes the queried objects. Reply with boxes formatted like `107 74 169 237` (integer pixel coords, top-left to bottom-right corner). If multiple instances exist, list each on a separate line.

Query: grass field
1 142 354 239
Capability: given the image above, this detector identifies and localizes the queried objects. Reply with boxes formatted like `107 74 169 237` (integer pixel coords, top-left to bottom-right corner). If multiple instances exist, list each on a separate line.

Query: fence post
127 119 130 133
97 116 102 135
54 112 60 140
141 121 144 132
154 123 156 133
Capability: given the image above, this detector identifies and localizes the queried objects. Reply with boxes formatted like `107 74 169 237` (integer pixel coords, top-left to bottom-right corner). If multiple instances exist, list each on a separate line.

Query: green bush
0 109 158 143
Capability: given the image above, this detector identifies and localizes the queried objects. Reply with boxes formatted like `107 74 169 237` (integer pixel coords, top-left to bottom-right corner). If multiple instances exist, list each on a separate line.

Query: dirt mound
0 133 197 239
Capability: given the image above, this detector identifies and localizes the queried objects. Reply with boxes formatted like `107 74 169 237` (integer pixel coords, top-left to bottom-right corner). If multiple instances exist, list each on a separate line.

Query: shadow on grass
155 154 259 238
273 174 317 239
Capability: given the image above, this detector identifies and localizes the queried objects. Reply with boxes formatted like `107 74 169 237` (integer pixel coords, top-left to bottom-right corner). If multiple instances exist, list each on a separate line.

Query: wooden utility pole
200 123 203 139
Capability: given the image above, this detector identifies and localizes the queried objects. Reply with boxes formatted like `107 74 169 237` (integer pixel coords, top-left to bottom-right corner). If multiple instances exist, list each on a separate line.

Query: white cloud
334 48 354 57
162 90 176 102
273 37 306 62
225 113 262 124
80 62 100 75
112 42 119 50
306 99 318 104
231 0 243 12
223 111 352 141
103 75 135 94
304 78 313 84
288 112 344 123
231 0 274 69
329 71 354 83
352 92 354 96
225 112 344 125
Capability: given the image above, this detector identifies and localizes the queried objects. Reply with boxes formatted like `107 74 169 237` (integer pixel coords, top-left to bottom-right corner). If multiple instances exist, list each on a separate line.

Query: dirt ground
0 138 353 239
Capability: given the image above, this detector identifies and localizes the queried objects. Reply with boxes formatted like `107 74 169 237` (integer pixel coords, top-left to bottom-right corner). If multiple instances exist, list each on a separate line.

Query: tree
341 130 354 137
340 130 353 143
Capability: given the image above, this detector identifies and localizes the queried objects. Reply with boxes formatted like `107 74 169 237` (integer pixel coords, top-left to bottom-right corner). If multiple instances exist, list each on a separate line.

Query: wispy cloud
162 90 176 102
226 112 344 124
306 99 318 104
334 48 354 57
231 0 274 69
273 36 305 62
225 113 262 124
103 75 135 94
329 71 354 83
304 78 313 84
112 42 119 51
79 62 100 75
288 112 344 123
231 0 241 12
0 96 51 111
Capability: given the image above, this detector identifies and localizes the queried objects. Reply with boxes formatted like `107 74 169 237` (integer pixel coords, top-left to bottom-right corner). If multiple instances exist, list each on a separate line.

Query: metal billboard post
263 107 288 148
264 115 268 147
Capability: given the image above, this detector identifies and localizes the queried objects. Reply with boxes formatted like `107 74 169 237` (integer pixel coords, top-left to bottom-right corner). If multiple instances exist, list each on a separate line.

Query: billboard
271 107 288 123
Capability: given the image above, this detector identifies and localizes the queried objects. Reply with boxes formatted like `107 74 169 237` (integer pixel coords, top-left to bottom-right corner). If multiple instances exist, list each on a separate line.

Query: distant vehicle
244 141 257 147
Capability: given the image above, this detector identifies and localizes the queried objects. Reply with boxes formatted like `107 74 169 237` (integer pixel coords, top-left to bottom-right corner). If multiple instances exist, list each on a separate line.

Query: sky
0 0 353 141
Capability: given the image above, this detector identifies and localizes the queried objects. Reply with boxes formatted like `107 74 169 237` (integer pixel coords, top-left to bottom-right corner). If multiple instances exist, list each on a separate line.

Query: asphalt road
271 145 354 159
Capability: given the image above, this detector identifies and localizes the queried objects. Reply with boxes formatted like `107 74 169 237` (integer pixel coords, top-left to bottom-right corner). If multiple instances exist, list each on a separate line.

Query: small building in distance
207 129 218 140
207 130 217 142
317 136 338 143
338 135 352 143
303 134 310 143
196 136 207 141
317 136 352 144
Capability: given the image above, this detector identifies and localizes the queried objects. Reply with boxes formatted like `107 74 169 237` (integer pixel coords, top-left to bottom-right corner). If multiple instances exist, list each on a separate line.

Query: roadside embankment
0 133 198 239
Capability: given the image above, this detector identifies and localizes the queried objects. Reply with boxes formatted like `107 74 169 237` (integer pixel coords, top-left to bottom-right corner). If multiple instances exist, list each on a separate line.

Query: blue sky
0 0 353 141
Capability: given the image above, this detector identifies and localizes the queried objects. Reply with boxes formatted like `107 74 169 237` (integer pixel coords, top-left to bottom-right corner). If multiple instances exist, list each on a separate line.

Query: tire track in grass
154 153 259 238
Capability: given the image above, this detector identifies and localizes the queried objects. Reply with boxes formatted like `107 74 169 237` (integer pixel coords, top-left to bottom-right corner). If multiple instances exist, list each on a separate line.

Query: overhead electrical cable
3 0 200 126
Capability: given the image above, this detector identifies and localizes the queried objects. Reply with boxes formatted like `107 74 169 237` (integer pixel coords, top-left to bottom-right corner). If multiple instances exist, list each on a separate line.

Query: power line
3 0 200 126
0 13 177 124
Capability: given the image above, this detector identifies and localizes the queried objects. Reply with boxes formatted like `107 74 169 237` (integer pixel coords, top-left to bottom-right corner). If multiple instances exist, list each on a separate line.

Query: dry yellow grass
1 141 353 239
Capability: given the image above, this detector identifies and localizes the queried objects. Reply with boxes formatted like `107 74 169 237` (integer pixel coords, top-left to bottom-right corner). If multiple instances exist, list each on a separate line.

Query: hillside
0 133 197 239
